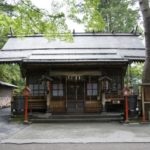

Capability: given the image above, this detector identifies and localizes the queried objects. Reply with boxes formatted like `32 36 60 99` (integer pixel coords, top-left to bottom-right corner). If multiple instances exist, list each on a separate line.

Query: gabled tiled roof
0 33 145 63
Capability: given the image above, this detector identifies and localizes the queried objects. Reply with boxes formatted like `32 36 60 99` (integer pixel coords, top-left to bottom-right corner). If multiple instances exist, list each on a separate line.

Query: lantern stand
123 63 132 123
123 85 130 123
23 86 31 124
40 75 53 113
98 76 112 112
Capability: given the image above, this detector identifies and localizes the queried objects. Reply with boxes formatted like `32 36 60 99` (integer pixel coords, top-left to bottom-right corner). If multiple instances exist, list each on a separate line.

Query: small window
87 83 98 96
29 83 45 96
52 83 64 96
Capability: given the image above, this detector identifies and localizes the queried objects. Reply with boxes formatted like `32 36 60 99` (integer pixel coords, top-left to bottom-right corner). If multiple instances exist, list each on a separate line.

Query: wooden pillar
140 84 150 122
102 92 106 112
46 81 51 112
84 79 86 112
65 77 68 111
24 96 29 123
23 86 31 124
123 86 130 123
125 96 129 122
141 86 146 122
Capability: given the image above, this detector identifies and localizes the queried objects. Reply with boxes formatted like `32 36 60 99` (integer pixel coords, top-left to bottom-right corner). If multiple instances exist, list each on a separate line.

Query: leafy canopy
99 0 139 32
0 0 72 44
0 0 72 93
66 0 139 32
124 63 144 93
66 0 105 32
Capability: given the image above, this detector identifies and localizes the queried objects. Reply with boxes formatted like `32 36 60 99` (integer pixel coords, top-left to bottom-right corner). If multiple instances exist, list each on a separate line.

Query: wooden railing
85 100 102 113
50 100 66 113
28 96 46 112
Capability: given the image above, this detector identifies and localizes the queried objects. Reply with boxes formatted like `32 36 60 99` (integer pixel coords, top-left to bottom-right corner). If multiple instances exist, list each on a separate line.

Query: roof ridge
7 32 139 38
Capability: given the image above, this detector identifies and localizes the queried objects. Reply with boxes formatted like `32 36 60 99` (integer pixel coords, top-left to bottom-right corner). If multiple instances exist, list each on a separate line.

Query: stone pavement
1 143 150 150
2 122 150 143
0 108 26 142
1 108 150 144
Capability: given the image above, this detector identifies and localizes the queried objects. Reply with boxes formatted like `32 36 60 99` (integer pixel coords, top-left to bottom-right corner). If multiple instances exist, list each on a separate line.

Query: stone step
31 117 123 123
31 112 123 119
30 112 124 123
51 114 123 119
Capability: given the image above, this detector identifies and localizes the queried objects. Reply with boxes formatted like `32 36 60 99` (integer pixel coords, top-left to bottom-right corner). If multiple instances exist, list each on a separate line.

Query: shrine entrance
67 81 84 113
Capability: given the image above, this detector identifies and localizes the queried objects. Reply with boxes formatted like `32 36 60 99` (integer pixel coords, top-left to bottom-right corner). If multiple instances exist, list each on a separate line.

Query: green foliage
99 0 139 32
125 63 144 93
66 0 139 32
0 0 72 95
0 0 14 13
0 0 72 41
0 64 25 94
66 0 105 31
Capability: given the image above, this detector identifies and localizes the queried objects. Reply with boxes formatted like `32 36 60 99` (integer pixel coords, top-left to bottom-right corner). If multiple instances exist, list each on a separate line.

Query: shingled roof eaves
124 57 146 61
22 59 128 63
1 48 145 51
31 53 117 56
0 59 23 62
0 80 17 88
27 53 122 60
0 32 145 63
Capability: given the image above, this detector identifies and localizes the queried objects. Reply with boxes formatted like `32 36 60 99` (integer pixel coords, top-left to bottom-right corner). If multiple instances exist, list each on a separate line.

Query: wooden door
67 81 84 113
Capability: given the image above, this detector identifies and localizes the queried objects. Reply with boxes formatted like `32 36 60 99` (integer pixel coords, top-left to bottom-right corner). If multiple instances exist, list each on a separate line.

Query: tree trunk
139 0 150 83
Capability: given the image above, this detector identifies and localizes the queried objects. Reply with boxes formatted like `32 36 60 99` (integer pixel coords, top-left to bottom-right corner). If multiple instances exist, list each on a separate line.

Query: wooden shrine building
0 33 145 115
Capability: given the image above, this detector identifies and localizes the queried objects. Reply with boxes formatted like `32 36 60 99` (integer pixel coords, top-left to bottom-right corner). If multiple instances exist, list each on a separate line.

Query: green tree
0 0 72 41
66 0 139 32
125 63 144 93
139 0 150 83
66 0 105 31
0 0 14 47
0 0 72 94
99 0 139 32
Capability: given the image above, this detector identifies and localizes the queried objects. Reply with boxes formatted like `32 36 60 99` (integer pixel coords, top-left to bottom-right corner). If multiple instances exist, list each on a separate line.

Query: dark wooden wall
24 63 126 113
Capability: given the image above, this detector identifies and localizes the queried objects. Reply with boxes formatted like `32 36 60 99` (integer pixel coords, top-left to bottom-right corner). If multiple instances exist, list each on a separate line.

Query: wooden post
125 96 129 122
84 79 86 112
24 96 28 123
65 77 68 111
46 81 51 112
141 86 146 122
23 86 31 124
123 85 130 123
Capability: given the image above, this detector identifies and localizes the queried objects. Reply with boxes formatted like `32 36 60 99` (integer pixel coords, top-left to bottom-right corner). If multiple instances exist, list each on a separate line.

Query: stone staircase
30 112 124 123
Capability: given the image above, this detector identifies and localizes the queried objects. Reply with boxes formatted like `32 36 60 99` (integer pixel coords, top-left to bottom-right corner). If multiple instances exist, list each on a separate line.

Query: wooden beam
49 71 102 76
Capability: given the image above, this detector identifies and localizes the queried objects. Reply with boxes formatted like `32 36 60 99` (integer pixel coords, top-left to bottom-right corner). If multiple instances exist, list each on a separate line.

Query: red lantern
123 86 130 96
23 86 31 97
